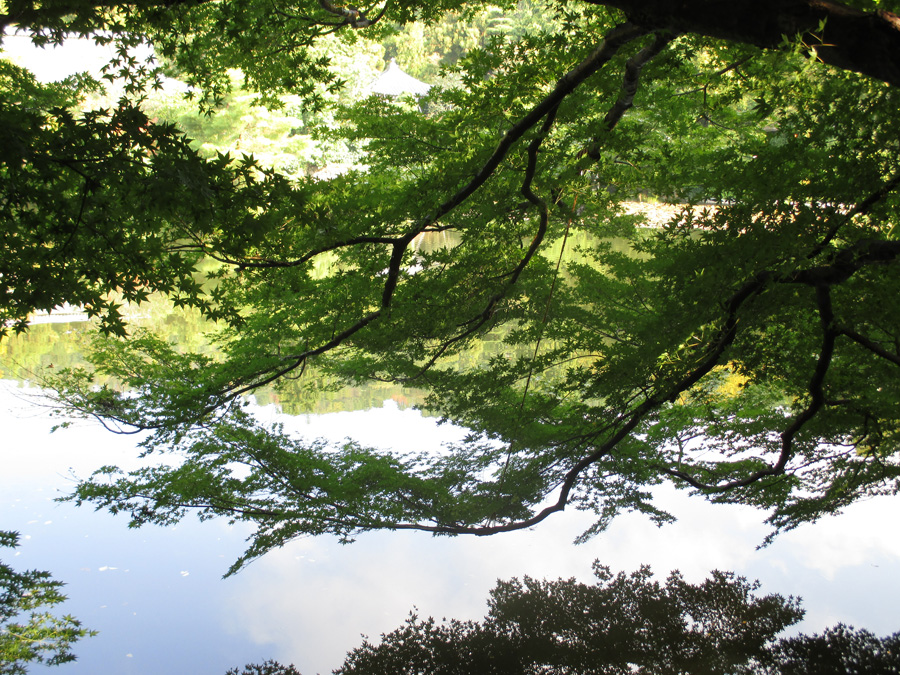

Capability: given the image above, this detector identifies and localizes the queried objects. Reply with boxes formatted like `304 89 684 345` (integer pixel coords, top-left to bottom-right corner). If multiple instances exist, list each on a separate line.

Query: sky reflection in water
2 381 899 675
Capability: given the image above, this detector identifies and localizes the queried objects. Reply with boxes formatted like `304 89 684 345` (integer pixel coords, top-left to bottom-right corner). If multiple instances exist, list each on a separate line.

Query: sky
2 30 188 98
2 32 126 82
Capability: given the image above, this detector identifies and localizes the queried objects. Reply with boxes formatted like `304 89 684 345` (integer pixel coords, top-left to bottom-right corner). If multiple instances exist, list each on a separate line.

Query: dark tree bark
597 0 900 87
5 0 899 86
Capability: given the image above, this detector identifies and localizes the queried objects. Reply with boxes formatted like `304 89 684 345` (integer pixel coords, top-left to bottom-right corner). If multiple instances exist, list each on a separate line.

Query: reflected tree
333 563 802 675
3 0 900 569
228 566 900 674
754 624 900 675
0 531 96 674
225 660 303 675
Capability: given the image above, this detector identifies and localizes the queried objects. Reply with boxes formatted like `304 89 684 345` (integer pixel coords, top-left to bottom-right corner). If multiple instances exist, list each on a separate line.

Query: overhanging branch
216 23 648 393
593 0 900 87
584 30 676 160
405 235 899 531
837 326 900 367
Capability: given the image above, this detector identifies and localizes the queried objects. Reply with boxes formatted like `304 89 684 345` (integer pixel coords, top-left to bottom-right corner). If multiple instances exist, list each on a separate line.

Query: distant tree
334 563 803 675
383 1 559 81
225 660 303 675
227 569 900 675
752 624 900 675
0 531 96 674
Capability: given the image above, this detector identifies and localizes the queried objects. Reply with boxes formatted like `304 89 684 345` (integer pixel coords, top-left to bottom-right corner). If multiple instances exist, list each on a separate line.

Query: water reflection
3 381 900 674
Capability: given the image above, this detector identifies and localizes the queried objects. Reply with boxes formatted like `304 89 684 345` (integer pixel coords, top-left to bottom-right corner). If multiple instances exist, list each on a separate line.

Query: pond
3 363 900 674
4 27 899 675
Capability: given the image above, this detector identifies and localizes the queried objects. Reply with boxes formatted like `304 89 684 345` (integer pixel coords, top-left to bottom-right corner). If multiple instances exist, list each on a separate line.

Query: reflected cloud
3 383 899 674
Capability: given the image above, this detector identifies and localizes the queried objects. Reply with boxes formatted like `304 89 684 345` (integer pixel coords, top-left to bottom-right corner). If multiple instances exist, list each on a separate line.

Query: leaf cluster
0 531 96 674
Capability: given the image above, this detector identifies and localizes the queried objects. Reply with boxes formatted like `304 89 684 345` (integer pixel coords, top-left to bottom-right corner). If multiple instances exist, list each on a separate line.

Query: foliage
0 531 96 674
752 624 900 675
228 568 900 675
382 0 559 81
334 563 803 675
146 34 387 177
4 0 900 570
229 567 900 674
225 660 303 675
0 58 294 337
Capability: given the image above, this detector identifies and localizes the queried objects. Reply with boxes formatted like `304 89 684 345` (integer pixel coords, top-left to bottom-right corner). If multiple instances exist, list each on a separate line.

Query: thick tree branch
594 0 900 87
786 239 900 286
585 30 676 160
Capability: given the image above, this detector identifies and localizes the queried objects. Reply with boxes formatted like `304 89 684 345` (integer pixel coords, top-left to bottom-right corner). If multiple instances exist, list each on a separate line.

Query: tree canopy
2 0 900 573
335 564 803 675
0 531 96 674
229 564 900 674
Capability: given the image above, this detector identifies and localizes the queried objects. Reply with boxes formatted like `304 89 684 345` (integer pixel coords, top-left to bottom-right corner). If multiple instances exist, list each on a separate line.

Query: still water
2 324 900 673
4 33 898 674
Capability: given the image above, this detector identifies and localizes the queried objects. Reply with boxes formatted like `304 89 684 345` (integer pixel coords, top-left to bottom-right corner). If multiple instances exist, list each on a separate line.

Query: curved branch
388 106 564 384
401 232 899 531
393 270 772 535
380 27 657 382
178 23 649 366
585 30 676 160
665 285 840 493
170 233 404 270
836 326 900 367
413 22 646 235
810 168 900 258
779 285 836 451
786 239 900 286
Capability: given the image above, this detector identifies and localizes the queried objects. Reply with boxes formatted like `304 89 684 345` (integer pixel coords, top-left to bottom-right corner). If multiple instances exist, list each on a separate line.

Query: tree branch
404 231 900 530
593 0 900 87
664 282 839 492
207 23 646 398
786 239 900 286
414 22 646 234
810 168 900 258
837 326 900 367
585 30 676 160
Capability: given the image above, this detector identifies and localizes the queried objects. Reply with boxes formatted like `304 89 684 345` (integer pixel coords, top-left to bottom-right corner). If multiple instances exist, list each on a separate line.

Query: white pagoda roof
368 59 432 97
